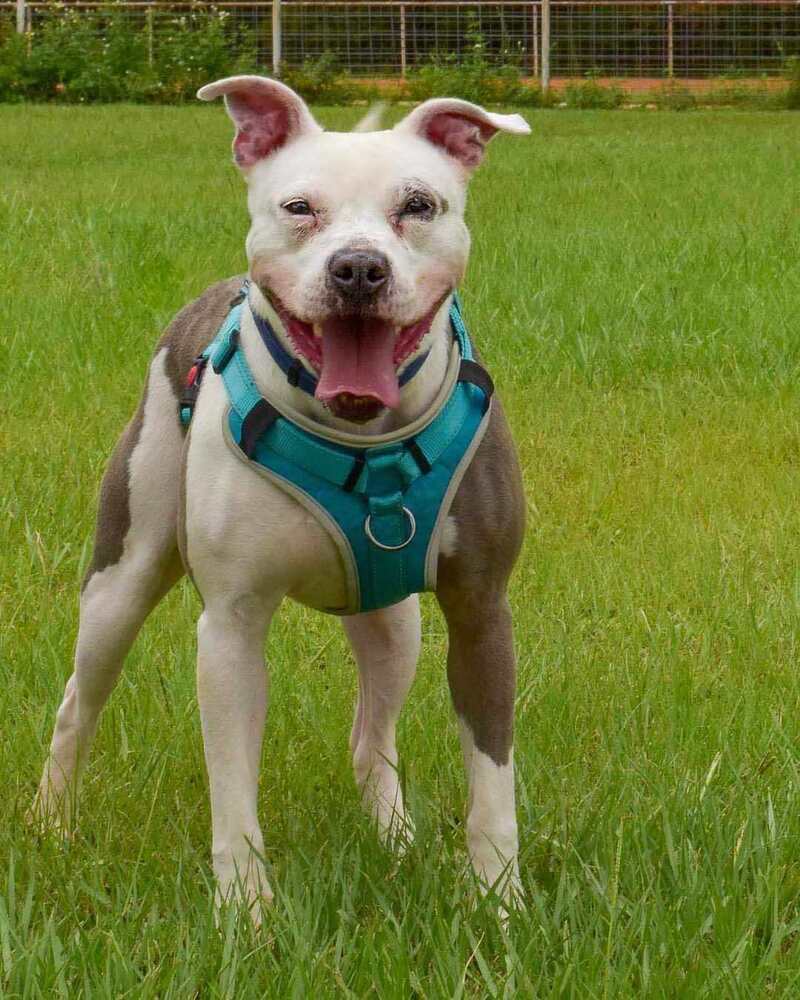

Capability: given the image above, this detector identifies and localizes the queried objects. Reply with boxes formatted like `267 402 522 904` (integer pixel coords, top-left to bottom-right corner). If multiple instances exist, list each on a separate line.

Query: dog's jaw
258 286 448 421
245 283 454 435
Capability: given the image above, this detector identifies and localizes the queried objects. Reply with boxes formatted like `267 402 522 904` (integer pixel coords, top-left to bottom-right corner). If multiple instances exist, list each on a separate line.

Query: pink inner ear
228 94 291 168
424 112 496 168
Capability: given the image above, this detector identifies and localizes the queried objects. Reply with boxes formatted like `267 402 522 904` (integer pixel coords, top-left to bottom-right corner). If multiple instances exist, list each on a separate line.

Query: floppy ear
395 98 530 171
197 75 322 171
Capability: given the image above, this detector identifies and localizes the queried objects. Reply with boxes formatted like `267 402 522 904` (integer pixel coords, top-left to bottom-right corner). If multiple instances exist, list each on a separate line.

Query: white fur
244 128 471 336
36 81 529 921
34 349 183 827
458 719 521 907
344 596 420 847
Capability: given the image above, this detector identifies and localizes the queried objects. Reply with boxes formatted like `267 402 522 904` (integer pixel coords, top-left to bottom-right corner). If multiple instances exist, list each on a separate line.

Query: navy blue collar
247 292 433 398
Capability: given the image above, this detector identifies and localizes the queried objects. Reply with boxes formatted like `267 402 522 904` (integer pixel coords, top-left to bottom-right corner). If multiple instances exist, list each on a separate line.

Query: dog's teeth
313 323 323 338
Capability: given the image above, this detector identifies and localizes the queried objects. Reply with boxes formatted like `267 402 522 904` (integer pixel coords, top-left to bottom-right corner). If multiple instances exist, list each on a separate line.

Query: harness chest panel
183 288 493 615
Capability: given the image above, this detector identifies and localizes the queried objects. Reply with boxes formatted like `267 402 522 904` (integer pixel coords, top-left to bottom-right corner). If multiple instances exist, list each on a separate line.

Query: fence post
400 4 407 77
16 0 26 34
666 1 674 78
532 3 539 79
541 0 550 92
146 6 154 68
272 0 282 78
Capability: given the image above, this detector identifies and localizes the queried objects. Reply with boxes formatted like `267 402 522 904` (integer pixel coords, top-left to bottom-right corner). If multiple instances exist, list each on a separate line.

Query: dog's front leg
196 592 277 922
439 592 521 907
343 595 421 849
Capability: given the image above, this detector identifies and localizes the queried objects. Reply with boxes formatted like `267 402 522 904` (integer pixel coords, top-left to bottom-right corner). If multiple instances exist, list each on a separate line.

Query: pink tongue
315 317 400 409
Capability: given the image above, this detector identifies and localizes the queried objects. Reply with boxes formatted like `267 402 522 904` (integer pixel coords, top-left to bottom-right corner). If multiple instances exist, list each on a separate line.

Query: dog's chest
183 374 351 612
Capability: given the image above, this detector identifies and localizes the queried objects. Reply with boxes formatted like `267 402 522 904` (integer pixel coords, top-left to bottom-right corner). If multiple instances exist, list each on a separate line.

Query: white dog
34 77 530 919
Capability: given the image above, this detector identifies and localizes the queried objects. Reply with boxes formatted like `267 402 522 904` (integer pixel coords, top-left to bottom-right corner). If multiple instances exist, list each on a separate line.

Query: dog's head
198 76 529 422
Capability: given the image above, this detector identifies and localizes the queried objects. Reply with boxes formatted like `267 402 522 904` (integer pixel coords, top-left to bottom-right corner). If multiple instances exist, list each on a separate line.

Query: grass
2 104 800 996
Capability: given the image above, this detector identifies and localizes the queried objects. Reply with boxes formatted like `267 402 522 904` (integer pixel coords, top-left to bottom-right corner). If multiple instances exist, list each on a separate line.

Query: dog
33 77 530 919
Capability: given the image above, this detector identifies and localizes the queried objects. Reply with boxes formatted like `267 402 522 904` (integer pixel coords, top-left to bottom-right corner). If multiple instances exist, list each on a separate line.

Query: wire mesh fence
2 1 799 80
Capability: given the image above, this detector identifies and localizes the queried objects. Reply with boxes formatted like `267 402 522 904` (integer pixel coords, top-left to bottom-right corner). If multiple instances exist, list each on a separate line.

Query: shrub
653 83 696 111
0 6 257 103
282 53 377 105
563 78 625 109
787 57 800 110
151 10 257 102
406 24 542 107
701 80 779 110
0 23 31 102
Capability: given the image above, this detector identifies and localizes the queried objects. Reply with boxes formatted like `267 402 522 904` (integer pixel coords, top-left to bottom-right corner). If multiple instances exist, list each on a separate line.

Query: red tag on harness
186 363 201 387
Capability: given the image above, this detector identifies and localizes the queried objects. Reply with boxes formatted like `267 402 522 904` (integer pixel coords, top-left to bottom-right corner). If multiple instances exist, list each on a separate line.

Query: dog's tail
353 102 387 133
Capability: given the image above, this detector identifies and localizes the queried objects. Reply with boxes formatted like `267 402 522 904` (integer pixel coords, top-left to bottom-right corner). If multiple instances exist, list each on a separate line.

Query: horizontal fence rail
1 1 799 82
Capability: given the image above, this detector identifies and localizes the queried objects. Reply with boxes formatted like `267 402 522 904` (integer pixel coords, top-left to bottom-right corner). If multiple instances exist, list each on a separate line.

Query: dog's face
199 77 529 421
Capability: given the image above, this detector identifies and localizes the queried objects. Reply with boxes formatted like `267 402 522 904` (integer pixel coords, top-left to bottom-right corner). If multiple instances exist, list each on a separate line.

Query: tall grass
2 106 800 995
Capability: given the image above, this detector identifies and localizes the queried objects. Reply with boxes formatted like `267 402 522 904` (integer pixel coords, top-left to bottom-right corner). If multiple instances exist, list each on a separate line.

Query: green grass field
2 105 800 997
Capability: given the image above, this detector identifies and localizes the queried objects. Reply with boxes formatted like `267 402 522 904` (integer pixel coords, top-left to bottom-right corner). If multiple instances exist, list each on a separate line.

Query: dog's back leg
34 345 185 829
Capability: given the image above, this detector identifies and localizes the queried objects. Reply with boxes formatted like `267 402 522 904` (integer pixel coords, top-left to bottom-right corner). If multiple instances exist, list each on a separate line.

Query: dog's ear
395 99 530 171
197 75 322 171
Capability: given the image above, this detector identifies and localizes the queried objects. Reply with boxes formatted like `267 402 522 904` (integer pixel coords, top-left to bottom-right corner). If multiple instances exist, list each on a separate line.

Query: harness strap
182 288 491 497
220 341 492 496
449 292 473 361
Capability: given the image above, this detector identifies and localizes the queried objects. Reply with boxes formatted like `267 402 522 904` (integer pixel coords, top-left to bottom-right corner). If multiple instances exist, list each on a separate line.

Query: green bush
563 78 625 109
151 10 256 102
406 24 543 107
653 83 696 112
702 80 780 110
787 57 800 109
282 53 377 105
0 6 257 103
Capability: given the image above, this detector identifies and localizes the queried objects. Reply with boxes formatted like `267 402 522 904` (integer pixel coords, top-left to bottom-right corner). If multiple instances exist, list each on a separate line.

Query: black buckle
179 355 208 422
287 360 303 388
239 398 280 459
212 329 239 374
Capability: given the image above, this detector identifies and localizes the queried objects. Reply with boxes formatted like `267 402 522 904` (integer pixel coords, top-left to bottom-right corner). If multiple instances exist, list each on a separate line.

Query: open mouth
268 295 444 422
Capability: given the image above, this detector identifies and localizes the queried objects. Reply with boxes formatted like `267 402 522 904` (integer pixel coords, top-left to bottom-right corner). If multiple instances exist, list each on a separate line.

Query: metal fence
3 1 800 84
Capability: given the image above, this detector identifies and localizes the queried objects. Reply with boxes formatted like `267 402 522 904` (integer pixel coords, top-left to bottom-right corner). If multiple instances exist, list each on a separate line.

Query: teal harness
180 287 493 614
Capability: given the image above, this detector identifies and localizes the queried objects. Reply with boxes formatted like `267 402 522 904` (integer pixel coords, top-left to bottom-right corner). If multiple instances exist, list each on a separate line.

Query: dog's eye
283 199 312 216
401 194 434 218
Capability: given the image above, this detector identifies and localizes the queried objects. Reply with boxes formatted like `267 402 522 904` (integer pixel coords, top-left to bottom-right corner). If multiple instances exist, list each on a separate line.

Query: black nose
328 249 390 301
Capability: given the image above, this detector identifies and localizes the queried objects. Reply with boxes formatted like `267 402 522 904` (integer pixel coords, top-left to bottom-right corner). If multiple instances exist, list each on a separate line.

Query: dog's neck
240 283 453 436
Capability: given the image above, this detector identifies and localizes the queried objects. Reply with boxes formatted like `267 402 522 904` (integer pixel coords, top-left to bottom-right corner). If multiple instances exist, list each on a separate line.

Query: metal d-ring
364 507 417 551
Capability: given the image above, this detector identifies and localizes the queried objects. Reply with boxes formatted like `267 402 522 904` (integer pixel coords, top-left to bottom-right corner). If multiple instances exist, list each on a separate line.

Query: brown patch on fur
436 395 525 767
81 392 147 590
82 277 245 591
158 277 245 584
159 276 245 407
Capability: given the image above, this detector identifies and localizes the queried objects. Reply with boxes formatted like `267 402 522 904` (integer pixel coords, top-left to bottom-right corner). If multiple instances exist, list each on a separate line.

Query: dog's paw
469 857 525 925
377 807 416 857
462 865 525 929
215 883 274 932
26 790 74 840
361 782 415 856
213 855 274 931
